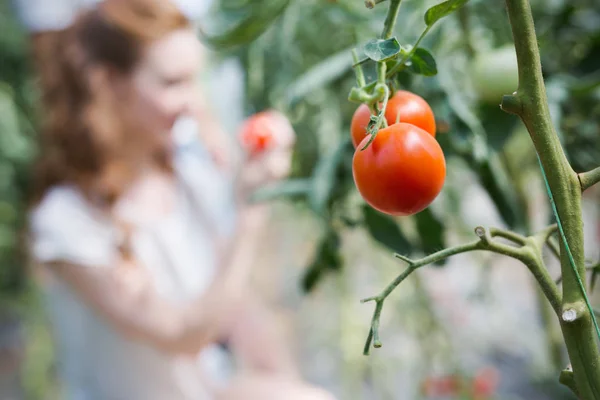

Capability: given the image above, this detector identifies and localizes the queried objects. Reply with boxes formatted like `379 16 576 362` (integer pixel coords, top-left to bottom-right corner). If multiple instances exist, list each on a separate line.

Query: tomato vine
352 0 600 397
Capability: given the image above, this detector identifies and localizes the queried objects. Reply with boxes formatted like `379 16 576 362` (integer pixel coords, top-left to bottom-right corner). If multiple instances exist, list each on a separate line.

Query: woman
21 0 335 398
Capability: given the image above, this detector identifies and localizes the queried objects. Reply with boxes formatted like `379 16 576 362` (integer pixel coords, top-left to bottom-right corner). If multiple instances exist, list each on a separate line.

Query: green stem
361 226 562 354
560 368 579 397
537 286 565 373
393 240 486 275
501 0 600 396
555 263 600 286
377 61 387 85
365 0 387 9
348 87 382 104
381 0 402 39
579 167 600 192
360 83 389 149
547 236 561 261
458 6 475 58
489 227 527 245
352 49 367 87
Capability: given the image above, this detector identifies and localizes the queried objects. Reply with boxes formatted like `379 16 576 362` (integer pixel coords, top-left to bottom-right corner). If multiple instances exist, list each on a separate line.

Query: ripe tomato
350 90 436 148
352 123 445 216
471 367 499 399
421 375 461 397
239 110 295 156
472 45 518 103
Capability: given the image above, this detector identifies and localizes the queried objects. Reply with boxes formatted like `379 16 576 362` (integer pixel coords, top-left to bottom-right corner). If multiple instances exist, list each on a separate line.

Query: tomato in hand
239 110 295 156
350 90 436 148
352 123 446 216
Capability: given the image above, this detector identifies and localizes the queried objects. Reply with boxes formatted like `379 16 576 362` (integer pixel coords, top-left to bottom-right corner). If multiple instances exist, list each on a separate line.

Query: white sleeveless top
28 121 238 400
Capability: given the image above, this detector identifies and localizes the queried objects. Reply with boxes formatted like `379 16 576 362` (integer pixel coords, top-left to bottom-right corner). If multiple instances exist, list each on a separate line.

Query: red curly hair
31 0 190 207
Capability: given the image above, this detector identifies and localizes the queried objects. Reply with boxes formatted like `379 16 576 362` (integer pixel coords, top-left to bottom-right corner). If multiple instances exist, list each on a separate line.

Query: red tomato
421 375 461 397
350 90 437 148
471 367 499 399
239 110 295 156
352 123 446 216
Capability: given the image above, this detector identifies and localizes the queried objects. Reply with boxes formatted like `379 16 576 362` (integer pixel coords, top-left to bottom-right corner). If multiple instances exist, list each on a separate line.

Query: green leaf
309 139 351 216
363 38 402 62
363 206 412 254
424 0 470 27
407 48 438 76
475 156 526 231
0 84 32 163
199 0 290 49
248 178 312 203
414 208 446 265
436 59 488 162
301 230 343 293
301 264 323 293
284 47 354 106
478 103 519 150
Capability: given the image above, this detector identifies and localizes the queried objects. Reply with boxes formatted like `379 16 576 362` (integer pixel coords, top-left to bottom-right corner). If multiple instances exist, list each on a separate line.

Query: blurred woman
16 0 335 398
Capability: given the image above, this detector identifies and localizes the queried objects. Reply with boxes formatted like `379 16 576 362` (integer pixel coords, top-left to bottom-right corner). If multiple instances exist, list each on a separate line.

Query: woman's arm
223 293 300 378
44 203 269 355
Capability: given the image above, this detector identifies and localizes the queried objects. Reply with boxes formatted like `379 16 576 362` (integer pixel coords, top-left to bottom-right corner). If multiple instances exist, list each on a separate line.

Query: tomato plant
203 2 600 395
209 0 600 396
352 123 446 216
350 90 436 148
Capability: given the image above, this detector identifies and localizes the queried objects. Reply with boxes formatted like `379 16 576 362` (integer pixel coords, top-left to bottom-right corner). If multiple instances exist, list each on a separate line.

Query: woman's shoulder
29 184 118 266
31 185 99 222
31 184 119 239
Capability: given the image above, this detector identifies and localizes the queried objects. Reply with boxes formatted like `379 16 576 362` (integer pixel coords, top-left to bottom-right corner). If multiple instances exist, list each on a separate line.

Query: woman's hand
236 110 296 200
238 148 293 197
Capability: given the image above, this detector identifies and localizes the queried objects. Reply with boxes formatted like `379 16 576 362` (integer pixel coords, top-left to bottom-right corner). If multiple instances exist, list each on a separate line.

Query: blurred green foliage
0 0 37 302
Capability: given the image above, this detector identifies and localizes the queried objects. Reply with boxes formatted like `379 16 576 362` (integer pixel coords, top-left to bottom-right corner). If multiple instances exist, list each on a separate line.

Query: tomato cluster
351 91 446 216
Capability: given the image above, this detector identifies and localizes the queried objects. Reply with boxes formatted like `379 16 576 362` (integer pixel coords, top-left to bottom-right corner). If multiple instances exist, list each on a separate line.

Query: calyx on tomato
350 90 436 148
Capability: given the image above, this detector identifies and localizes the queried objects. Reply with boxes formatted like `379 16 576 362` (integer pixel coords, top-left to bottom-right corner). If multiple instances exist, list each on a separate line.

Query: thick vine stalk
500 0 600 396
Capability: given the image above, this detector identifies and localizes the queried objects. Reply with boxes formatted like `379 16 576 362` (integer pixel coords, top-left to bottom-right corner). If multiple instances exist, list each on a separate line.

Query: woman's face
128 28 202 137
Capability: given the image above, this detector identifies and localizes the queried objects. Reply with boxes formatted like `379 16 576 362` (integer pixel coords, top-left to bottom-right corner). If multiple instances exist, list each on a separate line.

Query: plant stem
547 236 561 261
381 0 402 39
537 286 565 373
555 263 600 286
352 49 367 87
360 83 389 149
361 226 561 354
579 167 600 192
365 0 387 9
501 0 600 396
489 227 527 245
458 6 475 58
